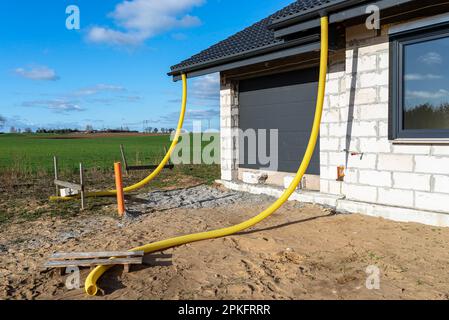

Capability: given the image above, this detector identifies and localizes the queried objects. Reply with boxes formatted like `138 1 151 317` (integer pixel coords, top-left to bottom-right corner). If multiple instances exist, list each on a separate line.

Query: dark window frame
390 24 449 140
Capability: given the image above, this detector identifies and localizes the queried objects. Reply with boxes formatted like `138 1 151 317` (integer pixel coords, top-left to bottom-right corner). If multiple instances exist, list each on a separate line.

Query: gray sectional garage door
239 67 320 174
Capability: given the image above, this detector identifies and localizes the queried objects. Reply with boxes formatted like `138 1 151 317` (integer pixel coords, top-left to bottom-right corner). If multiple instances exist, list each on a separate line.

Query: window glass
403 36 449 130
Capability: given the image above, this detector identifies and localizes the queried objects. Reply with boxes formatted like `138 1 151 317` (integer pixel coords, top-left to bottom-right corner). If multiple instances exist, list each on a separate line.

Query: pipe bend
85 17 329 296
50 73 188 201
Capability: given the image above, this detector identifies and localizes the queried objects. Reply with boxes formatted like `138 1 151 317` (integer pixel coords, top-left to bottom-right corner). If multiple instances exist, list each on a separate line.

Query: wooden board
54 180 83 191
50 251 144 261
44 257 143 269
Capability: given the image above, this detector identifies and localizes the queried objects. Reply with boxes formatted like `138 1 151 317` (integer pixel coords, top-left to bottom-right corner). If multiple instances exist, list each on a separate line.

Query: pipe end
86 284 98 296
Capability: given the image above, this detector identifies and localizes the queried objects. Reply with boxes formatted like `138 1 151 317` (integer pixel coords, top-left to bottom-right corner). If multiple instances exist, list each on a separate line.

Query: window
390 24 449 139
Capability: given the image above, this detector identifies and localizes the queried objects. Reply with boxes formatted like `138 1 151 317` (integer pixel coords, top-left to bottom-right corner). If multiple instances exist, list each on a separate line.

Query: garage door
239 67 320 174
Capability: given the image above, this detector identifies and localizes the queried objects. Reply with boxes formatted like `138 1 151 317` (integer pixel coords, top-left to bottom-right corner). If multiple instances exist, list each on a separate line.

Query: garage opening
238 67 320 190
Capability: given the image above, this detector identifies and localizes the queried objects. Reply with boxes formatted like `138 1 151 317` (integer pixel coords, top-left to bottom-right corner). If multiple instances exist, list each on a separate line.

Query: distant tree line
144 127 176 134
36 128 81 134
404 102 449 129
33 128 178 134
0 116 176 135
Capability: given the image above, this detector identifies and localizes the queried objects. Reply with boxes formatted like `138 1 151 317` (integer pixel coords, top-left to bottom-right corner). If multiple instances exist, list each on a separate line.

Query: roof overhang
168 0 424 81
269 0 368 30
171 41 321 81
274 0 414 38
169 34 320 81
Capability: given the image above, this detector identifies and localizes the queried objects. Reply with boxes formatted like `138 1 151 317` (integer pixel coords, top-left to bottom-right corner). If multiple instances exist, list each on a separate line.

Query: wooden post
79 163 85 210
53 156 59 196
114 162 126 217
119 144 129 176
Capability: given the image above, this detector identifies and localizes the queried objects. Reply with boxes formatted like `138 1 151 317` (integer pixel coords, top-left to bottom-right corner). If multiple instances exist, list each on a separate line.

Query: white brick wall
359 170 391 187
344 184 377 203
346 153 377 169
415 156 449 174
393 145 431 155
359 137 391 153
433 175 449 194
378 188 414 208
415 192 449 213
220 79 239 181
320 22 449 217
393 172 431 192
433 146 449 156
218 20 449 224
377 154 414 172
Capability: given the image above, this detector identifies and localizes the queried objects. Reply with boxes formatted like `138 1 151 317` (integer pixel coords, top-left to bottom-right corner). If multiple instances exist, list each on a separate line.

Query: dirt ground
1 185 449 300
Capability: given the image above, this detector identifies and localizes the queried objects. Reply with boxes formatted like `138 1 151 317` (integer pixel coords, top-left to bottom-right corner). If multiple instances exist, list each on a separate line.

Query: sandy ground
1 185 449 300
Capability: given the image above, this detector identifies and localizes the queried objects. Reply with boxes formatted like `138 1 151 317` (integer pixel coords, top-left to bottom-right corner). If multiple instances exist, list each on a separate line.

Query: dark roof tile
271 0 336 22
170 0 342 73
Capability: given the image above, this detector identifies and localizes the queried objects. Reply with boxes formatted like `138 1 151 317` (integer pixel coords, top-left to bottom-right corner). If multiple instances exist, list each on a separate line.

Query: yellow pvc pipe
85 16 329 296
49 73 188 201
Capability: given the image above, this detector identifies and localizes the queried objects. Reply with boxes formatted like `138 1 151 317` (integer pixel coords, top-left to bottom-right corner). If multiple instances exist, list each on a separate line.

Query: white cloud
86 27 147 46
419 52 443 65
406 89 449 99
166 73 219 105
19 83 140 113
160 108 218 123
190 73 220 101
86 0 204 46
74 84 126 96
14 65 59 81
186 108 219 120
87 95 142 106
22 99 84 113
404 73 443 81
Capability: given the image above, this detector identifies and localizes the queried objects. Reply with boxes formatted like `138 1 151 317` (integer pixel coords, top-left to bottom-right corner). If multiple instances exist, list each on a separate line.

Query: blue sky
0 0 293 132
404 36 449 110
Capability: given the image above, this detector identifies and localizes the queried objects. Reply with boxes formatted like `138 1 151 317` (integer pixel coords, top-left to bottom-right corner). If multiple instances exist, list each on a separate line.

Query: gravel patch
130 185 276 212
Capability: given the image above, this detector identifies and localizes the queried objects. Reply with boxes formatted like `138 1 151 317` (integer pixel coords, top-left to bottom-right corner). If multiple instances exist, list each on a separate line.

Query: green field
0 132 221 224
0 133 220 174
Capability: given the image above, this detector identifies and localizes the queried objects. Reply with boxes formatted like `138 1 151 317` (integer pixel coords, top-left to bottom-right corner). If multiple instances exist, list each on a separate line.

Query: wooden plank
50 251 144 261
54 180 82 191
45 257 143 269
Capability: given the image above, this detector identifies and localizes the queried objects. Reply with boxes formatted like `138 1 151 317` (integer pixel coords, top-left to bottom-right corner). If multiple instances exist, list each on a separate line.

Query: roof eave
168 34 319 78
269 0 367 30
274 0 415 39
170 41 321 81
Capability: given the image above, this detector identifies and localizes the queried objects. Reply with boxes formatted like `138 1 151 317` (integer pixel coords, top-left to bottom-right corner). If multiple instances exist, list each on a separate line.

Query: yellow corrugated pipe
84 16 329 296
49 73 188 201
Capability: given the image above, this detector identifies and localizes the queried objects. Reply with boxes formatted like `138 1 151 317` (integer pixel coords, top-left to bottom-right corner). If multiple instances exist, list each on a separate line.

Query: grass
0 133 220 173
0 132 221 225
0 133 171 173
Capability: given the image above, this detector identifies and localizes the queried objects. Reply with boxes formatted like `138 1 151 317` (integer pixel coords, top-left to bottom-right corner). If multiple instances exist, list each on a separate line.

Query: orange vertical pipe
114 162 125 217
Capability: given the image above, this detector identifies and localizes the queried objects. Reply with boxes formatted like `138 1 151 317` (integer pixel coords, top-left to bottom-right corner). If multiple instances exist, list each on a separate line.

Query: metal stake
80 163 85 210
119 144 129 176
53 156 59 197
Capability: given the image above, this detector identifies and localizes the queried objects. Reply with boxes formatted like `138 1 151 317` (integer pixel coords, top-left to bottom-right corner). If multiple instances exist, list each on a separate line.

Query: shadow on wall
345 47 359 167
